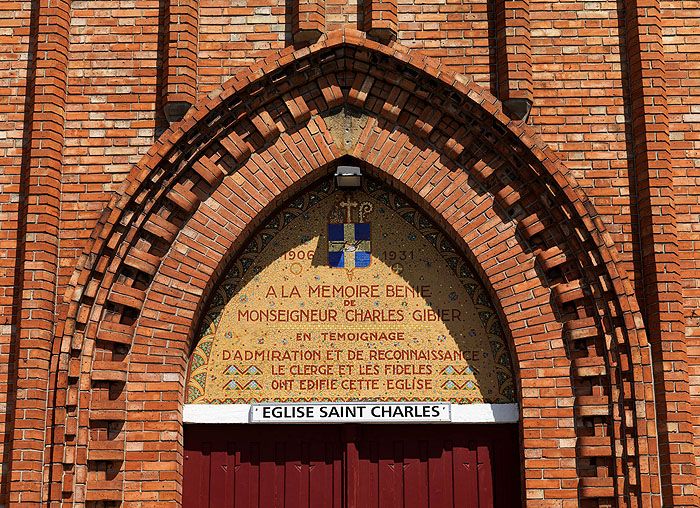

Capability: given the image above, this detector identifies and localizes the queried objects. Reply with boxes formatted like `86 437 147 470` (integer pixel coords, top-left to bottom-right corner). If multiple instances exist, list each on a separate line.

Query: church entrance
183 424 521 508
183 175 522 506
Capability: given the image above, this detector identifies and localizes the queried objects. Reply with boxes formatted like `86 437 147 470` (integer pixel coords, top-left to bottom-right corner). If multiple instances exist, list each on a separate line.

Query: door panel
184 424 520 508
184 425 343 508
350 425 518 508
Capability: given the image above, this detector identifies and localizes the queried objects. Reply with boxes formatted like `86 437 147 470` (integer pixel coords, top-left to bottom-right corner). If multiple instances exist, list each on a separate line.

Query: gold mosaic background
186 179 516 404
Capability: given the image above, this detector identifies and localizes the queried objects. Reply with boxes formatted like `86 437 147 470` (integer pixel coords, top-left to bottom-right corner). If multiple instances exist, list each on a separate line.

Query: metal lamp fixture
335 165 362 188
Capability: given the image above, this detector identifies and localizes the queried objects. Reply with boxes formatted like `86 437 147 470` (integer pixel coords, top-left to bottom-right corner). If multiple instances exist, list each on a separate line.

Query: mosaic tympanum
186 178 515 404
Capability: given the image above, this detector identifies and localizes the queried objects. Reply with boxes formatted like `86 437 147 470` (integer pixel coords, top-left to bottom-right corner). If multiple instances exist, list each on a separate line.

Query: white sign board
249 402 451 423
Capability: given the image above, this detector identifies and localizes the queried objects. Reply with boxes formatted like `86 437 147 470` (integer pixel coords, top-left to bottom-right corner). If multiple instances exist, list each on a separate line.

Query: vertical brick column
292 0 325 44
9 0 70 504
0 2 31 501
363 0 398 43
164 0 199 123
494 0 532 120
623 0 697 505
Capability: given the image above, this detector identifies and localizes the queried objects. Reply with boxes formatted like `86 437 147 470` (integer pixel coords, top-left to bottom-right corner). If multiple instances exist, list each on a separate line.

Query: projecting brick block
192 156 226 186
292 0 325 43
535 246 568 271
90 400 127 422
348 74 375 109
573 357 607 377
87 441 123 462
283 93 311 123
251 110 280 142
495 184 521 208
144 214 180 243
123 247 160 276
108 284 146 310
563 317 599 341
318 75 343 109
85 482 123 502
364 0 398 42
167 183 200 214
91 361 128 382
220 131 252 164
580 477 615 499
577 436 613 458
99 321 134 345
553 281 585 306
575 396 610 416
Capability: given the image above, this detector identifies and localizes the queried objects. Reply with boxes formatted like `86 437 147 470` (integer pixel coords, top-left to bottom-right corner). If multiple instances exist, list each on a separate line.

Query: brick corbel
164 0 199 123
292 0 325 45
363 0 398 43
494 0 532 121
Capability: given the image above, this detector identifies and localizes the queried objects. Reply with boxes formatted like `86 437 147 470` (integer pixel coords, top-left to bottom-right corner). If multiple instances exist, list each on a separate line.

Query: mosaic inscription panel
186 179 515 404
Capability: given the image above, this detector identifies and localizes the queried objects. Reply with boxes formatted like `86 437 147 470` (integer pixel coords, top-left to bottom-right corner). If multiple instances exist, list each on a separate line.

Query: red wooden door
184 425 343 508
184 424 520 508
346 425 520 508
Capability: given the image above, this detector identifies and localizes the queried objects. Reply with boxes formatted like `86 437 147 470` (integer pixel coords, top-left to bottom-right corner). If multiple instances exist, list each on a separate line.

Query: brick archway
46 29 660 506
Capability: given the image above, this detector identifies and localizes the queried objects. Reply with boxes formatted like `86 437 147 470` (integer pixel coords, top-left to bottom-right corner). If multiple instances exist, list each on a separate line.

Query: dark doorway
184 424 521 507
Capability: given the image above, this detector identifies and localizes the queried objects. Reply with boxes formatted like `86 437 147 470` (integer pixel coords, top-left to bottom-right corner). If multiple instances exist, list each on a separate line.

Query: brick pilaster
164 0 199 122
363 0 398 43
9 0 70 504
292 0 325 44
494 0 532 120
623 0 697 505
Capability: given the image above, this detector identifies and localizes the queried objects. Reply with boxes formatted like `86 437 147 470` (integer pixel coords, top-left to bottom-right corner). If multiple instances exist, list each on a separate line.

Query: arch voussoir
50 28 659 507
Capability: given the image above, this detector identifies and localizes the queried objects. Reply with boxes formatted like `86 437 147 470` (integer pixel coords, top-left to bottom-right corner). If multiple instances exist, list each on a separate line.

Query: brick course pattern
0 0 698 506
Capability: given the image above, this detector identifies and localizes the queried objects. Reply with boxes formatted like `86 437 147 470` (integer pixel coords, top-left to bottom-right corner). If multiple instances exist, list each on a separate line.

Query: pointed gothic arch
45 29 660 506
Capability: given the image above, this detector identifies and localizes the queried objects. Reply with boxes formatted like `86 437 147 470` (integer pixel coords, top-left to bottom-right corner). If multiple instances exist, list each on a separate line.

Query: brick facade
0 0 698 506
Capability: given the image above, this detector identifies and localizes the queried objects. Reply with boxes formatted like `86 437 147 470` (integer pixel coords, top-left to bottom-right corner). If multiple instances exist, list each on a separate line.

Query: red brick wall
530 0 633 278
397 0 492 85
60 0 161 289
664 0 700 494
0 0 697 505
0 3 31 505
199 0 286 92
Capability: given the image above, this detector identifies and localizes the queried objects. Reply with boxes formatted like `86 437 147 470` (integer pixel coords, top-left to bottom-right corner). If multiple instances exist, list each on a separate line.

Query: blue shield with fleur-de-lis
328 223 371 268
